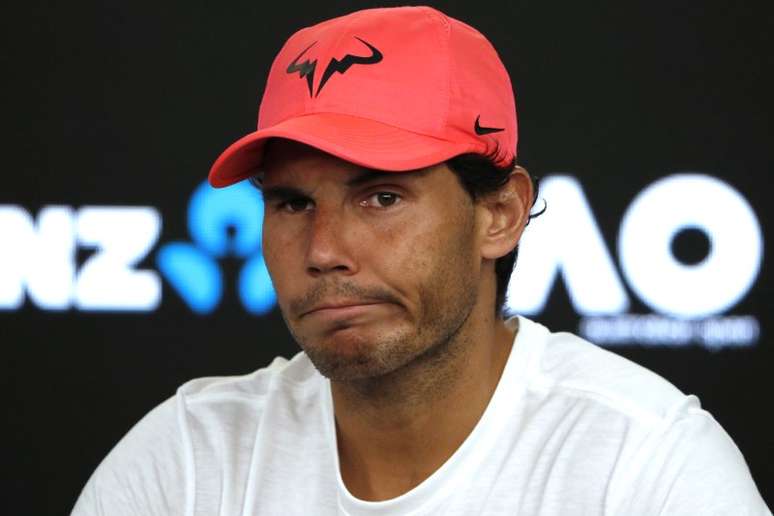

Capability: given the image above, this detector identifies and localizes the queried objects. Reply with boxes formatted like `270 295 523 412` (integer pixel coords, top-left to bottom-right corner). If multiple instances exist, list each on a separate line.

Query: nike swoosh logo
474 115 504 135
286 37 383 98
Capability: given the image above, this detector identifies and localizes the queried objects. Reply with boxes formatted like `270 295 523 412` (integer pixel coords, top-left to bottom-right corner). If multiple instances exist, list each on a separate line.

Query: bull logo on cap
286 37 383 98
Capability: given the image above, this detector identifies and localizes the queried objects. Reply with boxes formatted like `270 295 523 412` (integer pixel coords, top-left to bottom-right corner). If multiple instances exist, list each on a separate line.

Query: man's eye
280 198 313 212
362 192 401 208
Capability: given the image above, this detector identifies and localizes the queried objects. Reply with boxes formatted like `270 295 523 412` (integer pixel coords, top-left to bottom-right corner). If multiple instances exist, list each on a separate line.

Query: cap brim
208 112 478 188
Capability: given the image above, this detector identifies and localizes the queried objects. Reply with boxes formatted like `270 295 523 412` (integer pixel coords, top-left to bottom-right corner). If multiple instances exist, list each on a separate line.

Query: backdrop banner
2 1 771 513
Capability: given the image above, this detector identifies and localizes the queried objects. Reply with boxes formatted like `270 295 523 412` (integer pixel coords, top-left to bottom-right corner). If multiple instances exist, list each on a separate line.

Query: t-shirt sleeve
620 407 771 515
70 394 191 516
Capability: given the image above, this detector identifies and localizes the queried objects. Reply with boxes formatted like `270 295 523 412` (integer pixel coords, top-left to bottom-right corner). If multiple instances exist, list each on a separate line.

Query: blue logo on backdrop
156 181 276 315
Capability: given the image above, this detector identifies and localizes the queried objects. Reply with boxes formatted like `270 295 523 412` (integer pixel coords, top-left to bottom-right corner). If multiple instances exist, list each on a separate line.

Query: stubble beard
283 243 480 395
296 282 477 386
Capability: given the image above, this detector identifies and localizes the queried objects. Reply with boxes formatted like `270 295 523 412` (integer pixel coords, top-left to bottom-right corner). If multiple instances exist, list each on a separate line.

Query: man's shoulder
178 350 321 404
72 351 326 515
521 316 697 426
515 317 770 514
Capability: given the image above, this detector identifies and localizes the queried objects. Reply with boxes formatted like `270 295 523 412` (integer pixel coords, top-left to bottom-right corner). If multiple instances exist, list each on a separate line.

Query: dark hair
445 152 543 318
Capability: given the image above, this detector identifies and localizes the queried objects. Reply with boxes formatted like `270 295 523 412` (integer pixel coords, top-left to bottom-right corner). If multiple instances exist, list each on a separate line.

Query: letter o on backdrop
618 173 763 319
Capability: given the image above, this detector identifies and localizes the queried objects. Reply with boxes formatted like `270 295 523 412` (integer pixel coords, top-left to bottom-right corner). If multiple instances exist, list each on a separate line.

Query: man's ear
478 165 534 260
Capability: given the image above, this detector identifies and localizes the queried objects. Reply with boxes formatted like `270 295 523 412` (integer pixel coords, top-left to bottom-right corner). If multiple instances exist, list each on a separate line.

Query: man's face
261 139 484 381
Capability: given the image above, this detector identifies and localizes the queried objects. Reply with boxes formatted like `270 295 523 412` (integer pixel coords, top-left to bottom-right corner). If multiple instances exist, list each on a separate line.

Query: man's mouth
302 301 386 320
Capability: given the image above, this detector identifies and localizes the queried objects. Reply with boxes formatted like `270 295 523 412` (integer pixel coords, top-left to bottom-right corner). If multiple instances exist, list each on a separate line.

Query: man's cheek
263 229 292 270
262 249 292 300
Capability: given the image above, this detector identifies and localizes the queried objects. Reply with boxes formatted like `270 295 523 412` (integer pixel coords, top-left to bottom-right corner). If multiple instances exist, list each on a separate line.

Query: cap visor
208 112 477 187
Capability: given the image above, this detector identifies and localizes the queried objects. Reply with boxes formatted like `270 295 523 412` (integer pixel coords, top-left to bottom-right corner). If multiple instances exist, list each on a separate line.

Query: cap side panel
446 16 517 167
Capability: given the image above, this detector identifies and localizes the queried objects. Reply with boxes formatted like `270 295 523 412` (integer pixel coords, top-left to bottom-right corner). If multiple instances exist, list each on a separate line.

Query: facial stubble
281 204 481 392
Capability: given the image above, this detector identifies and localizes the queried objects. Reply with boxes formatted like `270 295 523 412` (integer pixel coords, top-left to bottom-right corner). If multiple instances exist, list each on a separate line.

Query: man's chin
299 326 416 382
308 354 384 382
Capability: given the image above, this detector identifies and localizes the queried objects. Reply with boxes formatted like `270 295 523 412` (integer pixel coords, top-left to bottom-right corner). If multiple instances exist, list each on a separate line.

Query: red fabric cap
208 6 517 188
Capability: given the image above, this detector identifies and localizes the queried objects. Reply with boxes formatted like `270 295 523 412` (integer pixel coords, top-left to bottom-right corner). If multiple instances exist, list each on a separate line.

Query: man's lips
300 301 386 319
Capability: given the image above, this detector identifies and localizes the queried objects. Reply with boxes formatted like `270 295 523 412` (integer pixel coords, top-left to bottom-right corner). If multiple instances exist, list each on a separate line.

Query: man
73 5 770 515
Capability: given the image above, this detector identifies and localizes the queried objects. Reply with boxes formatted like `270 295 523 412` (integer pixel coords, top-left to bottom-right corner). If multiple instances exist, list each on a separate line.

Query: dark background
2 1 771 514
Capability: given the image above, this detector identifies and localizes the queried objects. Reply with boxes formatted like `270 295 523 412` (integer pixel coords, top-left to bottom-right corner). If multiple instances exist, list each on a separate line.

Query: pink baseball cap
208 5 517 188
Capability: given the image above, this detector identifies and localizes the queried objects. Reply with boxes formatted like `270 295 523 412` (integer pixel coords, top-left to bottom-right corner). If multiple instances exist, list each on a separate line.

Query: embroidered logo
286 37 383 98
474 115 504 135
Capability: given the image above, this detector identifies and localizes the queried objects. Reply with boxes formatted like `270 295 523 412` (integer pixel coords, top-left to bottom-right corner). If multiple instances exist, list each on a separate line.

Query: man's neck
331 315 518 501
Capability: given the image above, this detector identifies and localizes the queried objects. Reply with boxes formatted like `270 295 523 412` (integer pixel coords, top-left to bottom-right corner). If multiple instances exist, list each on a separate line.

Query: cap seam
315 15 351 103
420 7 451 134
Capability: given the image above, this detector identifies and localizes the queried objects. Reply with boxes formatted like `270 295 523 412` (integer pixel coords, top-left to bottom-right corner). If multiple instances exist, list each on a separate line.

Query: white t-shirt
72 316 771 515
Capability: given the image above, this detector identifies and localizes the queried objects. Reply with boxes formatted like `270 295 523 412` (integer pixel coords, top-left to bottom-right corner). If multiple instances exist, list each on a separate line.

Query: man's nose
304 209 357 276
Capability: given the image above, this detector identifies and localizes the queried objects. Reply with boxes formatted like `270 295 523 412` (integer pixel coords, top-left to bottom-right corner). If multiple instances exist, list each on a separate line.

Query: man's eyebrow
261 167 432 201
345 167 430 187
261 185 307 202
